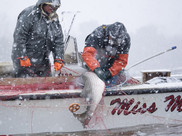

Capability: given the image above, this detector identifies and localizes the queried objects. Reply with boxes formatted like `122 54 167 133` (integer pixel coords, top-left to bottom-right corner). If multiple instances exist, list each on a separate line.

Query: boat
0 36 182 135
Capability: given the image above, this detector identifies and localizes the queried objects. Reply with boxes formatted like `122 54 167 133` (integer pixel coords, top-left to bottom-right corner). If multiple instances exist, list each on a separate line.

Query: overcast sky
0 0 182 76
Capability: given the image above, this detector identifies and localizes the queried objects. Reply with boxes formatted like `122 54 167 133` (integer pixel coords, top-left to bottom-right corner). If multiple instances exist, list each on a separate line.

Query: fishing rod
64 11 80 52
127 46 177 71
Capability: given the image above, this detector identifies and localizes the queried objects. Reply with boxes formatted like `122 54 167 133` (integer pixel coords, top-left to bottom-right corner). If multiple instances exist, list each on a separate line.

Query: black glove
94 67 112 81
104 69 112 80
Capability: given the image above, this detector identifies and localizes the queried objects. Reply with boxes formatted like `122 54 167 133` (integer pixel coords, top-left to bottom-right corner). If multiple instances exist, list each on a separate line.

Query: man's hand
54 59 63 71
17 56 31 67
94 67 112 81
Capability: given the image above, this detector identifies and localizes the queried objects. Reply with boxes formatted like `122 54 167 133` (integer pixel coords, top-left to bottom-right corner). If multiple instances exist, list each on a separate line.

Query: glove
94 67 112 81
104 69 112 80
17 56 31 67
54 59 64 72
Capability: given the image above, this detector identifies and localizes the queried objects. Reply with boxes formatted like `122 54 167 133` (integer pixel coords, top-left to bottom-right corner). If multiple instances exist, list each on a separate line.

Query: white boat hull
1 85 182 135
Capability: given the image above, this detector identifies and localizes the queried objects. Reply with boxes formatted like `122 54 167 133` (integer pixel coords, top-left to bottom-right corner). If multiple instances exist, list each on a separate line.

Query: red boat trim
0 87 182 101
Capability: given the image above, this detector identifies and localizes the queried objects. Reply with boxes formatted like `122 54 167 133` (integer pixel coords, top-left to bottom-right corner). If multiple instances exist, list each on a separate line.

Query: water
15 124 182 136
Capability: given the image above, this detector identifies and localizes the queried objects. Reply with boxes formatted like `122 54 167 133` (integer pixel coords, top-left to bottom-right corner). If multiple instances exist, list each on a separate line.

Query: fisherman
11 0 64 78
82 22 131 86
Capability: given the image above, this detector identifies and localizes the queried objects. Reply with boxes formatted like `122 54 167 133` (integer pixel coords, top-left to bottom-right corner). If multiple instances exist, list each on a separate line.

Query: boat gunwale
1 85 182 101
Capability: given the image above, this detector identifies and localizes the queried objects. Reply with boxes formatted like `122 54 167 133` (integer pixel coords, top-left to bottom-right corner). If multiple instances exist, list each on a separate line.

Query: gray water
15 124 182 136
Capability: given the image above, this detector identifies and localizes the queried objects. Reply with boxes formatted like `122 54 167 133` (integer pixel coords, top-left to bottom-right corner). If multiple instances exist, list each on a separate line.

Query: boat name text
110 95 182 115
164 95 182 112
110 98 157 115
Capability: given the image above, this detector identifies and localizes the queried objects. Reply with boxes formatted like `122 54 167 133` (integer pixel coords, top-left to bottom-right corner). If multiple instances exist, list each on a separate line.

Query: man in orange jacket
82 22 131 86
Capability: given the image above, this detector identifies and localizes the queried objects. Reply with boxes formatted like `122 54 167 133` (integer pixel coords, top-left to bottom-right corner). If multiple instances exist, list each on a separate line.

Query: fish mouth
73 111 92 128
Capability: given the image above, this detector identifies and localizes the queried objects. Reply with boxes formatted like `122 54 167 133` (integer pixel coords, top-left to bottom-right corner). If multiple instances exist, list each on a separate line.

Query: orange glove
54 59 64 72
17 56 31 67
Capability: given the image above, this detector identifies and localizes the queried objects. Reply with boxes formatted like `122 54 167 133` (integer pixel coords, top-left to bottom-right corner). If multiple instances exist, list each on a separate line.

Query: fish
73 72 105 127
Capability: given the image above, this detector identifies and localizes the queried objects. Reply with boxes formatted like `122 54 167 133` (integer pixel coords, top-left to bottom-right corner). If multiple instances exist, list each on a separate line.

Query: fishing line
62 66 81 76
127 46 177 71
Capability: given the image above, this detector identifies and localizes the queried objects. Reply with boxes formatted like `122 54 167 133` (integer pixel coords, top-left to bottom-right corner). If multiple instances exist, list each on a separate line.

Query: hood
36 0 61 7
108 22 127 39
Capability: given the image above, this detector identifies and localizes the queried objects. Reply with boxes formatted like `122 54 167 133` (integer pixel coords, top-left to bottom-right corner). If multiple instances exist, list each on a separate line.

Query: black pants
13 62 52 78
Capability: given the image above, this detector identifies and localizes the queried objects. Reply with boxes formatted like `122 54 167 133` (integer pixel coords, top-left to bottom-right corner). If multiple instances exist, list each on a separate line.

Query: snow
146 77 181 84
120 77 182 91
141 69 171 73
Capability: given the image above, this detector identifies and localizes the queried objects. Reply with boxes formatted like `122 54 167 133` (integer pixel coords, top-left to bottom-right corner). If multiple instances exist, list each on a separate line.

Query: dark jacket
12 0 64 67
82 22 131 77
